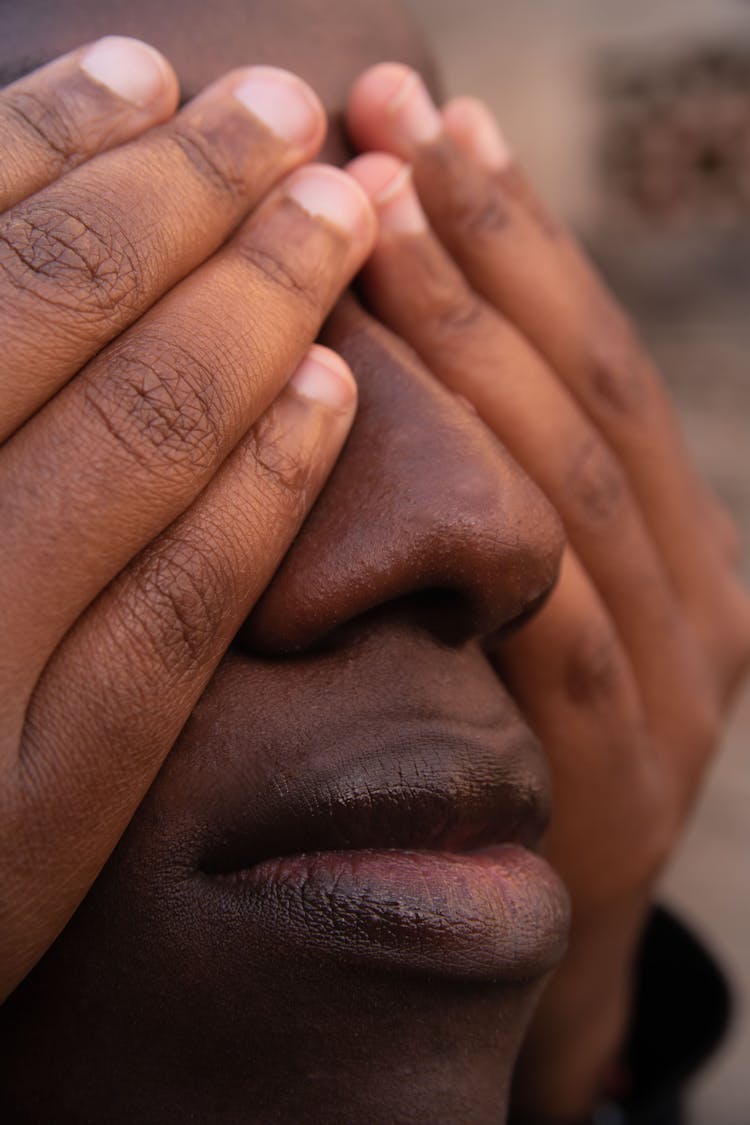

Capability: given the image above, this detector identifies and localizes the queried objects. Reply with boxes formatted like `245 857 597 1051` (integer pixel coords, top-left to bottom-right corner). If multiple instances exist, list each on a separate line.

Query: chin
0 896 552 1125
0 631 568 1124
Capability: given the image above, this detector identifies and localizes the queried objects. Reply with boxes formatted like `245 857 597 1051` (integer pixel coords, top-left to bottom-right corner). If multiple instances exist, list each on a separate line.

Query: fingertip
347 65 396 153
346 153 407 202
347 62 440 156
442 97 513 171
229 66 327 154
347 153 426 234
283 163 377 254
289 344 358 412
80 36 180 116
348 62 413 118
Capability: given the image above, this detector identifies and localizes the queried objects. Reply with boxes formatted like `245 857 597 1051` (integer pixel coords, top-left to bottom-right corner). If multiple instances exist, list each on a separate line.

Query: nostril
391 582 559 647
239 303 566 657
377 588 481 648
240 579 558 660
241 485 564 657
405 587 488 647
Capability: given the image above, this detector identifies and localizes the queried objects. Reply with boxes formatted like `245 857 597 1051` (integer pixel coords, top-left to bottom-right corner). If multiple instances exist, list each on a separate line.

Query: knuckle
587 314 649 418
167 120 249 204
440 169 511 241
237 238 320 314
129 539 228 673
246 412 314 514
0 194 141 321
83 340 225 477
565 434 628 528
422 279 485 338
564 622 624 709
3 88 76 165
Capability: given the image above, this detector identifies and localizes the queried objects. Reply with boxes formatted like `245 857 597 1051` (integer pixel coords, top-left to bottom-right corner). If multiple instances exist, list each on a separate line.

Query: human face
0 4 569 1123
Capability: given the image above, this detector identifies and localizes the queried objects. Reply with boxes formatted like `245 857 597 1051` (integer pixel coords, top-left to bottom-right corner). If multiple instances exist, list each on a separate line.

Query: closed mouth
194 717 569 983
199 719 551 877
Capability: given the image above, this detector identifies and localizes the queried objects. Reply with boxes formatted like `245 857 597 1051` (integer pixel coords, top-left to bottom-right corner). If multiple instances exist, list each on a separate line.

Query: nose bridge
244 307 564 654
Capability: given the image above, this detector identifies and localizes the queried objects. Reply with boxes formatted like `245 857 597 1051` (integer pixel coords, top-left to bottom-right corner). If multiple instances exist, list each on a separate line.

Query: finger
441 101 750 692
350 153 712 730
0 36 179 212
0 64 327 440
0 166 374 733
347 67 750 671
489 551 685 894
494 556 659 1118
1 346 356 998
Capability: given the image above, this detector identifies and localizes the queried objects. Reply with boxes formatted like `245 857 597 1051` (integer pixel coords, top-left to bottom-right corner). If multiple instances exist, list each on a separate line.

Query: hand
344 64 750 1120
0 37 375 1000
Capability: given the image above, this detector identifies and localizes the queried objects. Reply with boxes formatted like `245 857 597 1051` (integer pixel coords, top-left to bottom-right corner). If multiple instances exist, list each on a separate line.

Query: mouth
203 721 549 866
198 718 570 983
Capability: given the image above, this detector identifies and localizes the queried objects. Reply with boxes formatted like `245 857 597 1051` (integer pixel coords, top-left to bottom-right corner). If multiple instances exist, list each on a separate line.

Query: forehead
0 0 436 113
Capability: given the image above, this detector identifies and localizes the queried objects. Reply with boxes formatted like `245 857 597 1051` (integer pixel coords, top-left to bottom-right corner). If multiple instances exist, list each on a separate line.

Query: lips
194 703 569 984
222 845 569 982
201 720 552 873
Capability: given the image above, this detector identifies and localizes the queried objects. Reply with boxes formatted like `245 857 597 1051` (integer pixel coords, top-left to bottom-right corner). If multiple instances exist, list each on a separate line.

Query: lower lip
220 845 570 983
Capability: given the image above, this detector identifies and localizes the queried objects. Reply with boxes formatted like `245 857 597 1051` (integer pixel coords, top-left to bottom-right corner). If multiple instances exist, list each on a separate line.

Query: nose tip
243 305 564 654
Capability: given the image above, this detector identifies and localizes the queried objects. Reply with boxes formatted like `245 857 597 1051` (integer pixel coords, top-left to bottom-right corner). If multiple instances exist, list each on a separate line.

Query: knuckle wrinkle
565 436 627 527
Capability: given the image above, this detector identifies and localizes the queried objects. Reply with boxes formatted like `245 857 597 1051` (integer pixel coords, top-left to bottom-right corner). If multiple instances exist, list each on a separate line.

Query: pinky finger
0 36 178 211
3 345 355 998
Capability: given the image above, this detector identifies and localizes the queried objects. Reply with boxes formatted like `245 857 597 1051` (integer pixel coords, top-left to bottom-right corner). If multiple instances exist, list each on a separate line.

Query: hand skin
0 6 575 1124
0 39 379 1000
346 66 750 1120
1 5 747 1125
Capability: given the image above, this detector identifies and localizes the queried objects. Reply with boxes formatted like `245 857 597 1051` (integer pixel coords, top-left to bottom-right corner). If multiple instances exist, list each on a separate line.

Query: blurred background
403 1 750 1121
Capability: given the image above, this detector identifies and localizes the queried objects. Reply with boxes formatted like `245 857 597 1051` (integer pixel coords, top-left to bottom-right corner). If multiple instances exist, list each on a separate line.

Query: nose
243 300 564 653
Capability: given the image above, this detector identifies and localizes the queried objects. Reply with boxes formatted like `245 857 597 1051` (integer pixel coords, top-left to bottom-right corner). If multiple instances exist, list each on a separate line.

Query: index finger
0 37 179 211
348 66 750 678
0 63 326 441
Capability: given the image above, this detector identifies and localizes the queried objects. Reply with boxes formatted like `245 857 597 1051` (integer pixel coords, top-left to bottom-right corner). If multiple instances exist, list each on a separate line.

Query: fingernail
446 98 513 170
81 36 172 108
383 66 441 146
289 345 356 410
349 156 426 233
233 66 323 147
373 165 427 233
284 165 373 238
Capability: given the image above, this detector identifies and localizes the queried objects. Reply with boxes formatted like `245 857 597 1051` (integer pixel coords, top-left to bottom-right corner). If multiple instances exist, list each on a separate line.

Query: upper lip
200 717 551 877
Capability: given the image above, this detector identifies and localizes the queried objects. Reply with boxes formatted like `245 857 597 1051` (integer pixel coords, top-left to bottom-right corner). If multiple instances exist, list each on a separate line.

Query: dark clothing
596 907 732 1125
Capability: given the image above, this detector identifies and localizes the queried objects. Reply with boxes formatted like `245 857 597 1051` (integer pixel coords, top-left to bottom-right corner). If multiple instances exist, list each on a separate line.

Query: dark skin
0 4 567 1123
3 433 566 1124
1 2 749 1123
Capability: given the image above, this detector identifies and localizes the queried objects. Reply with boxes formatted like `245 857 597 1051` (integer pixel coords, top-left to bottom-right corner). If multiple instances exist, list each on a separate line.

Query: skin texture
0 245 569 1124
0 39 382 995
0 4 569 1124
344 70 750 1117
1 4 749 1125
